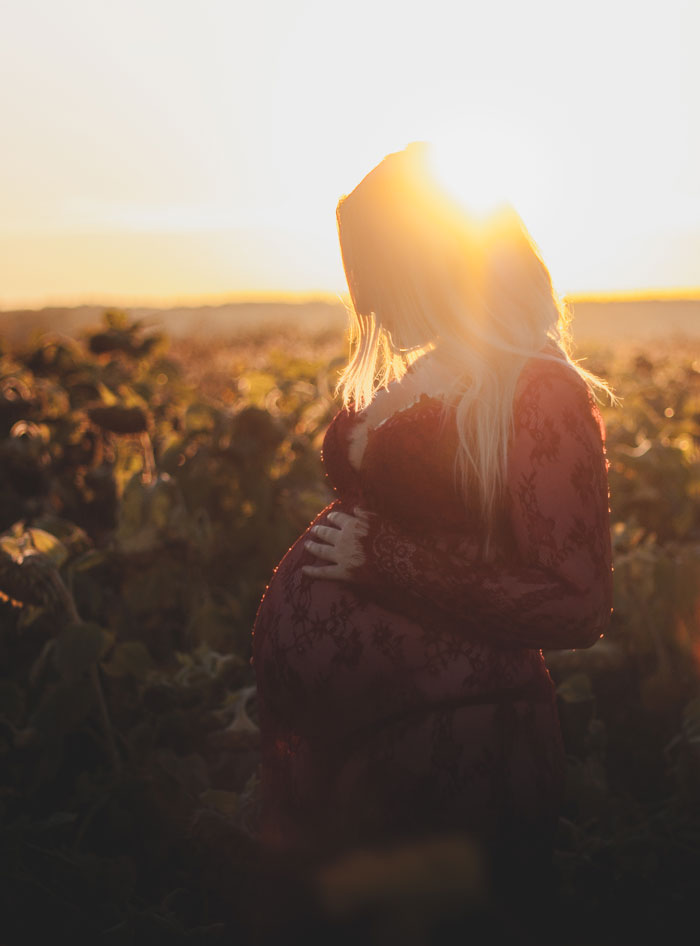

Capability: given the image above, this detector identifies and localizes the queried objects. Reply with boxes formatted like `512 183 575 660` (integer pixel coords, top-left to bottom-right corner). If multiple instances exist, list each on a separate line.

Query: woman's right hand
301 507 373 581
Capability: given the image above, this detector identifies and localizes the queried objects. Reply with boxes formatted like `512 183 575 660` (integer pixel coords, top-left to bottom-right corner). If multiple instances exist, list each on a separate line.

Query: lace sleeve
352 363 613 651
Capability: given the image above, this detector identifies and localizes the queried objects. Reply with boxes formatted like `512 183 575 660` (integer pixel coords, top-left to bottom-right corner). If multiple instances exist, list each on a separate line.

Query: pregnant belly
252 501 547 743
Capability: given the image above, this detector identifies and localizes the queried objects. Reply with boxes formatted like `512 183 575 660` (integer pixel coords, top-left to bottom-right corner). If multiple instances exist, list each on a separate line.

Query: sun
423 131 547 226
427 143 509 219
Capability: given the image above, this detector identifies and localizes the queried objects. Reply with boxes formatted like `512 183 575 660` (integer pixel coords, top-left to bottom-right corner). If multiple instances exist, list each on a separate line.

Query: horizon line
2 285 700 314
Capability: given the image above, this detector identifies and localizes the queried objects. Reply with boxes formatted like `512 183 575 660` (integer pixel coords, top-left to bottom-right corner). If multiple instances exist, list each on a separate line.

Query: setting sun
427 132 543 222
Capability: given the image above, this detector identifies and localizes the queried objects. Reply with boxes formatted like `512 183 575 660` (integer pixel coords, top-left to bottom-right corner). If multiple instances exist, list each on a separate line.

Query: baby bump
251 501 531 741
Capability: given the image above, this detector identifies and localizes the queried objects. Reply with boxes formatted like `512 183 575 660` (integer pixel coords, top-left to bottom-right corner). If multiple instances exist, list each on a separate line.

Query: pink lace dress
250 353 612 864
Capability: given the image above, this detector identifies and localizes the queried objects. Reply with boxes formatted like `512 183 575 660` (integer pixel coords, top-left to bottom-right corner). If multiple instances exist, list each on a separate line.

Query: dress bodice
321 394 474 534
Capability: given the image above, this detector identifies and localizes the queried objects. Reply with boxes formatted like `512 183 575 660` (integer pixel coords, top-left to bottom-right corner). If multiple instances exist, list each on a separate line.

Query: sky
1 0 699 308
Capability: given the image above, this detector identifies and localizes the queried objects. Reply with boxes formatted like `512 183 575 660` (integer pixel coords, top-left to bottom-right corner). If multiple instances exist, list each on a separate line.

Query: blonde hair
335 143 613 540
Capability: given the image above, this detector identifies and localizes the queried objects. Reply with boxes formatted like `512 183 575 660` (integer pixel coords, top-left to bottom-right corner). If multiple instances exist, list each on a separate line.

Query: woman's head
335 144 570 400
335 143 609 538
336 142 477 360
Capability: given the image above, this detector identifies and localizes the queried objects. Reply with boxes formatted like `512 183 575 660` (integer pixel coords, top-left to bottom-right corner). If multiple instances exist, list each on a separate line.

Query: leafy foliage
0 318 698 943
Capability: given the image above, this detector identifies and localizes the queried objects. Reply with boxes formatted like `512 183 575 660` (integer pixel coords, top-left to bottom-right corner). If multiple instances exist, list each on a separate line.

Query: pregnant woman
250 143 613 889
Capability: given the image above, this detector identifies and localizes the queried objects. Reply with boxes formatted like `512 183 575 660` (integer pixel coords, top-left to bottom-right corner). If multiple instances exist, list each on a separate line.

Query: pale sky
1 0 699 308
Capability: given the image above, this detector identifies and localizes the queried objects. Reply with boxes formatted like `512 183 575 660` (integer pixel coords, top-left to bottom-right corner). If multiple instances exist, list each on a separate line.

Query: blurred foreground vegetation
1 311 699 944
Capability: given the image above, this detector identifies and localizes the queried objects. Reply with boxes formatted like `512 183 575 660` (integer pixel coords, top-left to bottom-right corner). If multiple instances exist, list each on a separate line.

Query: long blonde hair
335 143 612 534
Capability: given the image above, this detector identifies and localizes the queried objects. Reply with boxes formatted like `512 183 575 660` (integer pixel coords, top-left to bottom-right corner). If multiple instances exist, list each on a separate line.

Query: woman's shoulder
513 346 607 448
515 346 591 403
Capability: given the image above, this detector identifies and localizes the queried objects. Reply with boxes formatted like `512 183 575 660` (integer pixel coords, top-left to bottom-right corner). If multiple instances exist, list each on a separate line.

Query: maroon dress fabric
250 353 612 865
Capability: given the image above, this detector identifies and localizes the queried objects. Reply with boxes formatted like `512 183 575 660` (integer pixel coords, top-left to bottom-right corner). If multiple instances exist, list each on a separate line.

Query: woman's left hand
301 507 372 581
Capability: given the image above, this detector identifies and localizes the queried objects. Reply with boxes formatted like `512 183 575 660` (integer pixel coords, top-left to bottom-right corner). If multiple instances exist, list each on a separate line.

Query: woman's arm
351 363 613 651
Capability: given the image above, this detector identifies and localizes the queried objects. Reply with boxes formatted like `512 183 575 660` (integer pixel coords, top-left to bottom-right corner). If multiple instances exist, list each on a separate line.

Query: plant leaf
55 622 111 681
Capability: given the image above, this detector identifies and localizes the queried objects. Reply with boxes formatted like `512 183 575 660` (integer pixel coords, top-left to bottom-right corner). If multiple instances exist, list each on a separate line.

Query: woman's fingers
301 563 348 580
304 539 336 561
304 508 370 580
327 510 366 528
311 516 368 543
310 524 340 544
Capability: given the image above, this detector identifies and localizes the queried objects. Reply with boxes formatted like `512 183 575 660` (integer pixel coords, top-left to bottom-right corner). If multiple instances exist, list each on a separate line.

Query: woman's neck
405 346 462 395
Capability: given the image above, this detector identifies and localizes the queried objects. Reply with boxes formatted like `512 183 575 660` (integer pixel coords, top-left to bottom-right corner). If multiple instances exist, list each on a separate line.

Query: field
1 308 700 945
2 291 700 348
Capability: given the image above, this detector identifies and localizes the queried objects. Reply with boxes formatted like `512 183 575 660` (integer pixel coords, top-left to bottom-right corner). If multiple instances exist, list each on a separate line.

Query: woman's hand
301 507 372 581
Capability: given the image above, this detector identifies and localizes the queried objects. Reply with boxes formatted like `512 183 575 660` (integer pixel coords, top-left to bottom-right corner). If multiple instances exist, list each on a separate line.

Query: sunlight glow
428 141 514 220
1 0 699 306
425 129 556 230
